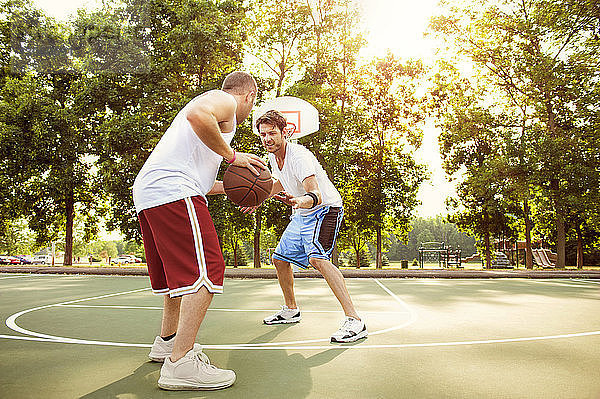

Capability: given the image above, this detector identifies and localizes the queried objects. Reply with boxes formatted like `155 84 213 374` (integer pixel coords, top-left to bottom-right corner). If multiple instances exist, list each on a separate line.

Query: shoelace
194 351 218 371
276 305 291 315
339 318 355 332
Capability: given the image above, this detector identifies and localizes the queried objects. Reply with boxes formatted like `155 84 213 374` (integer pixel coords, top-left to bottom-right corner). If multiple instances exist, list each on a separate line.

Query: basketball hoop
253 96 319 140
283 122 296 138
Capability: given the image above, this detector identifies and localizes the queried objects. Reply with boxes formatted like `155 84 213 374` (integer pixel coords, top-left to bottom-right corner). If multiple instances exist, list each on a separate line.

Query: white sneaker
263 305 302 325
330 316 368 343
148 336 202 362
158 349 236 391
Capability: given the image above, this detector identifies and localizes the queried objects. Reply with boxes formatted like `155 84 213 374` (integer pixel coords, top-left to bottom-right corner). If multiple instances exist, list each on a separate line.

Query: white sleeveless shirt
133 97 235 213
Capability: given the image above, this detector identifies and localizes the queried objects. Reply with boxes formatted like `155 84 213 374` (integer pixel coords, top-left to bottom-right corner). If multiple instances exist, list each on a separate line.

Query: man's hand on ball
232 152 266 176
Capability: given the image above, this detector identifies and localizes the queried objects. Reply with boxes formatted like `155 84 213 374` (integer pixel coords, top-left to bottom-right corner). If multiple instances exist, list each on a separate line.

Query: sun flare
361 0 440 59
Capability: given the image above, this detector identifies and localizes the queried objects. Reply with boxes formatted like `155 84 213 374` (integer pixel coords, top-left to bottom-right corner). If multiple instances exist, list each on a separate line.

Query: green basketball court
1 273 599 398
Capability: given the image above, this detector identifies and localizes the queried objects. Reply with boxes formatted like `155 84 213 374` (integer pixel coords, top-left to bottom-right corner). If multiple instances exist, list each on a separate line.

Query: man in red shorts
132 71 264 391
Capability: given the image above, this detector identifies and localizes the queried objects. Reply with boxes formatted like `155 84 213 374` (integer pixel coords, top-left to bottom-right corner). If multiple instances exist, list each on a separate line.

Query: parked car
111 256 135 265
14 256 32 264
0 256 22 265
123 255 142 263
31 255 51 265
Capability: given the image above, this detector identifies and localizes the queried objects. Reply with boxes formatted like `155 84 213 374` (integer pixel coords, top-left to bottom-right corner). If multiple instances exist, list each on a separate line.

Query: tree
0 0 103 265
87 0 248 240
247 0 310 96
209 195 254 268
431 63 524 268
430 0 600 267
282 0 366 265
351 53 428 268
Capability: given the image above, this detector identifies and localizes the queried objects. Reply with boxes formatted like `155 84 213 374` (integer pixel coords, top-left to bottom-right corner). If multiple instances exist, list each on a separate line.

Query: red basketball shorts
138 196 225 297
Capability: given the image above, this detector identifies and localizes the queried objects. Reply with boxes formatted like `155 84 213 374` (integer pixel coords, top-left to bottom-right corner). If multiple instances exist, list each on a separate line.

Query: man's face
259 122 284 153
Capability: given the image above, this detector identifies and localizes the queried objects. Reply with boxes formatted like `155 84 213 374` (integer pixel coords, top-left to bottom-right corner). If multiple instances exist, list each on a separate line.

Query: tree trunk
355 249 360 269
376 227 382 269
232 239 238 268
575 223 584 269
556 210 566 268
253 210 262 268
550 179 566 268
484 231 492 269
483 210 492 269
63 191 74 266
524 199 534 269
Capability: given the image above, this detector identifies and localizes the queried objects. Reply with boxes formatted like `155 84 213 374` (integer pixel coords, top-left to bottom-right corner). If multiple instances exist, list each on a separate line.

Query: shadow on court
3 275 600 399
394 279 600 308
225 325 349 398
79 362 162 399
80 325 349 399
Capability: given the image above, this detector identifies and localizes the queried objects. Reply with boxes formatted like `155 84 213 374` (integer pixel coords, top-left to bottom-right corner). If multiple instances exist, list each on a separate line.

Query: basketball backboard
253 96 319 139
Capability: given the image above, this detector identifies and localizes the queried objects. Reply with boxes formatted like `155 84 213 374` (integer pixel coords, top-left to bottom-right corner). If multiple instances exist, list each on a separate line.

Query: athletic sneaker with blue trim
330 316 368 343
263 305 302 324
149 336 203 362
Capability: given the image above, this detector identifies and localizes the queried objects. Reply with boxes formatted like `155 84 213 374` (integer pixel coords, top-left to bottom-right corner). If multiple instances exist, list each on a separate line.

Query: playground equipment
531 248 556 268
491 251 513 269
417 242 462 268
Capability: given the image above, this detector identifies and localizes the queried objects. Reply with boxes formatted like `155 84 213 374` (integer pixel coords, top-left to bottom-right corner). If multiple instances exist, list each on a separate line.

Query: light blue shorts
272 206 343 269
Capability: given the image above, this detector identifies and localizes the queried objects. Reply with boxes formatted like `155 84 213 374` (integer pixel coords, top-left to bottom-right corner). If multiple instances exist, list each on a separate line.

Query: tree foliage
430 0 600 267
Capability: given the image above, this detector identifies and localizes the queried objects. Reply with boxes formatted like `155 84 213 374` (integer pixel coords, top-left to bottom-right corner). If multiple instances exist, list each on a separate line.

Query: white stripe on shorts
166 198 223 297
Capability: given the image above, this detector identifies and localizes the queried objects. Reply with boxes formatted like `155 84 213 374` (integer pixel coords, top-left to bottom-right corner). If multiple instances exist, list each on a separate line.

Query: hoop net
283 122 297 138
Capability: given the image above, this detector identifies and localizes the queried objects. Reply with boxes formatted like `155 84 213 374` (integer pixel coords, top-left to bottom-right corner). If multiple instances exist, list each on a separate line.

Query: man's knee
309 257 331 273
272 257 290 269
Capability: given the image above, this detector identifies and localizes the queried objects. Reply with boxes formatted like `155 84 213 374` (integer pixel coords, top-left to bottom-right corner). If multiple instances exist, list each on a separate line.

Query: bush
224 249 247 267
347 250 372 268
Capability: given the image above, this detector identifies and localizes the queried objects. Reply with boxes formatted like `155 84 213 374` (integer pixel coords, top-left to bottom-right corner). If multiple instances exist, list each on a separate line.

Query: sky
34 0 456 219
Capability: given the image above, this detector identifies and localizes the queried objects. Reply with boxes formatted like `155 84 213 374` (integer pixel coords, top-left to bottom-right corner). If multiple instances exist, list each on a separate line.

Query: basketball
223 165 273 207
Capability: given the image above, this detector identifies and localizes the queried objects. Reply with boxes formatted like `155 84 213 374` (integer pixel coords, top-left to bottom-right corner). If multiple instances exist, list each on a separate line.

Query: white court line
528 280 596 288
4 278 415 348
56 304 409 314
4 278 600 350
580 279 600 285
227 278 417 346
3 328 600 350
5 287 151 344
0 334 59 342
0 275 32 280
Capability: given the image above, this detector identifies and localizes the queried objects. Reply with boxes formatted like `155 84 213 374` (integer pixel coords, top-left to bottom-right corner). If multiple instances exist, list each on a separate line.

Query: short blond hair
221 71 257 95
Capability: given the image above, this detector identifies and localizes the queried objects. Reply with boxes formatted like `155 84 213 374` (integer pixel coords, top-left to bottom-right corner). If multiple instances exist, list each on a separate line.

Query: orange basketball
223 165 273 207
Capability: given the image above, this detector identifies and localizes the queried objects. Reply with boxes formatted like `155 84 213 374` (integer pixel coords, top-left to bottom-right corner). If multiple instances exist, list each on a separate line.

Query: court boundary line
2 277 600 350
0 275 38 280
55 304 410 314
4 278 416 347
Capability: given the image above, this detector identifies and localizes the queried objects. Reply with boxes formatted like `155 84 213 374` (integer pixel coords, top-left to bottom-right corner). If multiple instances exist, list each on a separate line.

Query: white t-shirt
132 96 235 213
268 142 342 216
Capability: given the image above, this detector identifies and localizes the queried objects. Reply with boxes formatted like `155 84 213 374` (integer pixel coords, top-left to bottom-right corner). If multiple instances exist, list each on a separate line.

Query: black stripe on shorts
315 206 342 254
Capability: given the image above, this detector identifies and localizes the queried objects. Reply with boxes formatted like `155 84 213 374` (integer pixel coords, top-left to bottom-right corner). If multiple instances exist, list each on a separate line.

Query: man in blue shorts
253 110 367 343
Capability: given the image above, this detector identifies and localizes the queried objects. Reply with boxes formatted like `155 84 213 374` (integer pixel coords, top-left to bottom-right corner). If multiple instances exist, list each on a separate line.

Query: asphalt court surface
1 274 599 398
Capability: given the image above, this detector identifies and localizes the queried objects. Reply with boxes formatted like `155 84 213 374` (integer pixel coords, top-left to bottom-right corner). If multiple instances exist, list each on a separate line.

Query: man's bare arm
186 91 237 161
207 181 225 195
289 175 322 209
186 90 265 174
